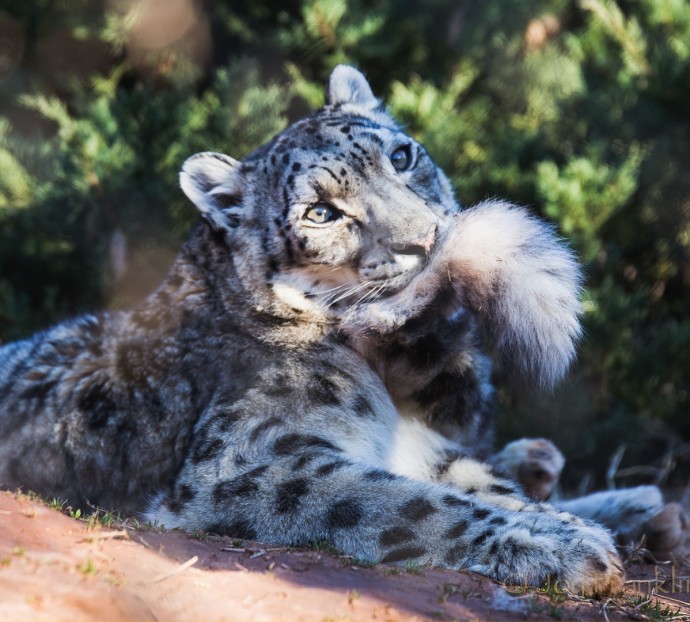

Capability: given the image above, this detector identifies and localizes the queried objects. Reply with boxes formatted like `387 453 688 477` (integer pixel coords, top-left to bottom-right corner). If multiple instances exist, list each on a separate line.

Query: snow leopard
0 65 684 594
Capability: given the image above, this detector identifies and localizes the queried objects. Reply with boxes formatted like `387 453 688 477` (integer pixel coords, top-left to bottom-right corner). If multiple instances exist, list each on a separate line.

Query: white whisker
352 282 387 310
328 282 369 307
312 282 353 297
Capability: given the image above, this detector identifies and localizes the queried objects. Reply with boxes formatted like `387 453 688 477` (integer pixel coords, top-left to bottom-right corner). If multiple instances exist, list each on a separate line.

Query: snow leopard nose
391 223 437 256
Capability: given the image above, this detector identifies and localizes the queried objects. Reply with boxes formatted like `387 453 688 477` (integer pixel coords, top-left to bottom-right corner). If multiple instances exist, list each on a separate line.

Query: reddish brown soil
1 491 688 621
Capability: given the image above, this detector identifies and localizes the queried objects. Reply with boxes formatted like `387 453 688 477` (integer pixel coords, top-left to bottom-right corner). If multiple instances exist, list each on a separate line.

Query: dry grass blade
150 555 199 584
606 444 627 490
81 529 130 542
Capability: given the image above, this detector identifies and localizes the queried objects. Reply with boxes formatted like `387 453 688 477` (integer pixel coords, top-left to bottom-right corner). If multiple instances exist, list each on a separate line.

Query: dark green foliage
0 0 688 486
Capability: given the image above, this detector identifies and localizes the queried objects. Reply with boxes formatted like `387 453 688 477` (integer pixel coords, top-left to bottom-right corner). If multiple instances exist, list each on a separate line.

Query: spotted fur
0 66 676 594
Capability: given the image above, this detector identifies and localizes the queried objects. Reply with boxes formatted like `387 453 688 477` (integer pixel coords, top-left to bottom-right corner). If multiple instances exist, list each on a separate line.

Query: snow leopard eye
390 145 412 171
304 203 339 224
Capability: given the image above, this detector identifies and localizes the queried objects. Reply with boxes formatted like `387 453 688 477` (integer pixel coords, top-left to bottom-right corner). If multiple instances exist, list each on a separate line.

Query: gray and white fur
0 65 682 595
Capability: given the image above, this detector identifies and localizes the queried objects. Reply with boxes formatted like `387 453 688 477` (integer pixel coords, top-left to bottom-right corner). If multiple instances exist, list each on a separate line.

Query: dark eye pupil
391 146 411 171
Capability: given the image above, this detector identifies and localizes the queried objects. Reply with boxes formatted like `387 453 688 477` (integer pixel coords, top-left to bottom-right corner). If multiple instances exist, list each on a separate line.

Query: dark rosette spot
400 497 437 522
325 498 363 529
379 526 416 548
276 478 310 513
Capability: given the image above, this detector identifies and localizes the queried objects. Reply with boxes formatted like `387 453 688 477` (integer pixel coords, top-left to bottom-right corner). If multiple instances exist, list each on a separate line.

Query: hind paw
491 438 565 500
643 502 690 560
559 485 690 561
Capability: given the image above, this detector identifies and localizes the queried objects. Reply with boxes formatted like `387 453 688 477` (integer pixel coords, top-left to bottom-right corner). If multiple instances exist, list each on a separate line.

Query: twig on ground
600 598 611 622
150 555 199 584
82 530 129 542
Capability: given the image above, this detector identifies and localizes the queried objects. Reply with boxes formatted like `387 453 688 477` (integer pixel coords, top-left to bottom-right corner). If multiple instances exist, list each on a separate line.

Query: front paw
341 301 405 336
469 514 624 595
491 438 564 500
554 521 625 595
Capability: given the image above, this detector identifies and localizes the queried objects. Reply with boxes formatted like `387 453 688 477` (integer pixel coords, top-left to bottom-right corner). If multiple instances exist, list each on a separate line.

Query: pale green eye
305 203 338 224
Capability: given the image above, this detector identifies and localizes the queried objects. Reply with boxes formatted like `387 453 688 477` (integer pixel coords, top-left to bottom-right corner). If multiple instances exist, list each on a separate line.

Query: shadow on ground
1 491 687 621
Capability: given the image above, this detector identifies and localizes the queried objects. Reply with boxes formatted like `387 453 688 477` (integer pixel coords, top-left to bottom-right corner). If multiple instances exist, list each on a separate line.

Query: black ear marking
190 172 215 194
213 192 243 228
213 193 242 210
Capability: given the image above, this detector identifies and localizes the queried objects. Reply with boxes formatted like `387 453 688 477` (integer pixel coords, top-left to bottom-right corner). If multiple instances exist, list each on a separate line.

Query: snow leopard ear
180 152 244 231
326 65 379 109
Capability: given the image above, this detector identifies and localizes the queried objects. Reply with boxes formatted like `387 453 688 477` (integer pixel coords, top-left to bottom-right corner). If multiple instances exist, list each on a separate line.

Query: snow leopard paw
469 511 624 596
643 501 690 561
491 438 565 501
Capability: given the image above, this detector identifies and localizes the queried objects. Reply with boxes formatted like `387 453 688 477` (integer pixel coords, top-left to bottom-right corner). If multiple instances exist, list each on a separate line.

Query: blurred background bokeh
1 0 689 496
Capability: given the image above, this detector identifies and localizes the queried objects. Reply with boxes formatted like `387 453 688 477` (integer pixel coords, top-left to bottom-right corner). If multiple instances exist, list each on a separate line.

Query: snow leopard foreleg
145 403 623 595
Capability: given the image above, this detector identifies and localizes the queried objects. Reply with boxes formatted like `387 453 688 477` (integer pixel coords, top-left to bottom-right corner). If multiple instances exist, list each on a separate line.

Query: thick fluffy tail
444 201 582 387
342 200 583 388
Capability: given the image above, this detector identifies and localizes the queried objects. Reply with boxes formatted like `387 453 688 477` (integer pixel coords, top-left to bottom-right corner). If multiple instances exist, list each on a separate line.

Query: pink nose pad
409 223 437 254
392 224 437 255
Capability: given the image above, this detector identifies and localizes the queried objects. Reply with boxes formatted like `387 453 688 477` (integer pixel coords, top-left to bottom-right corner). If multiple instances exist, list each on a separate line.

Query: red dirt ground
1 490 688 621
